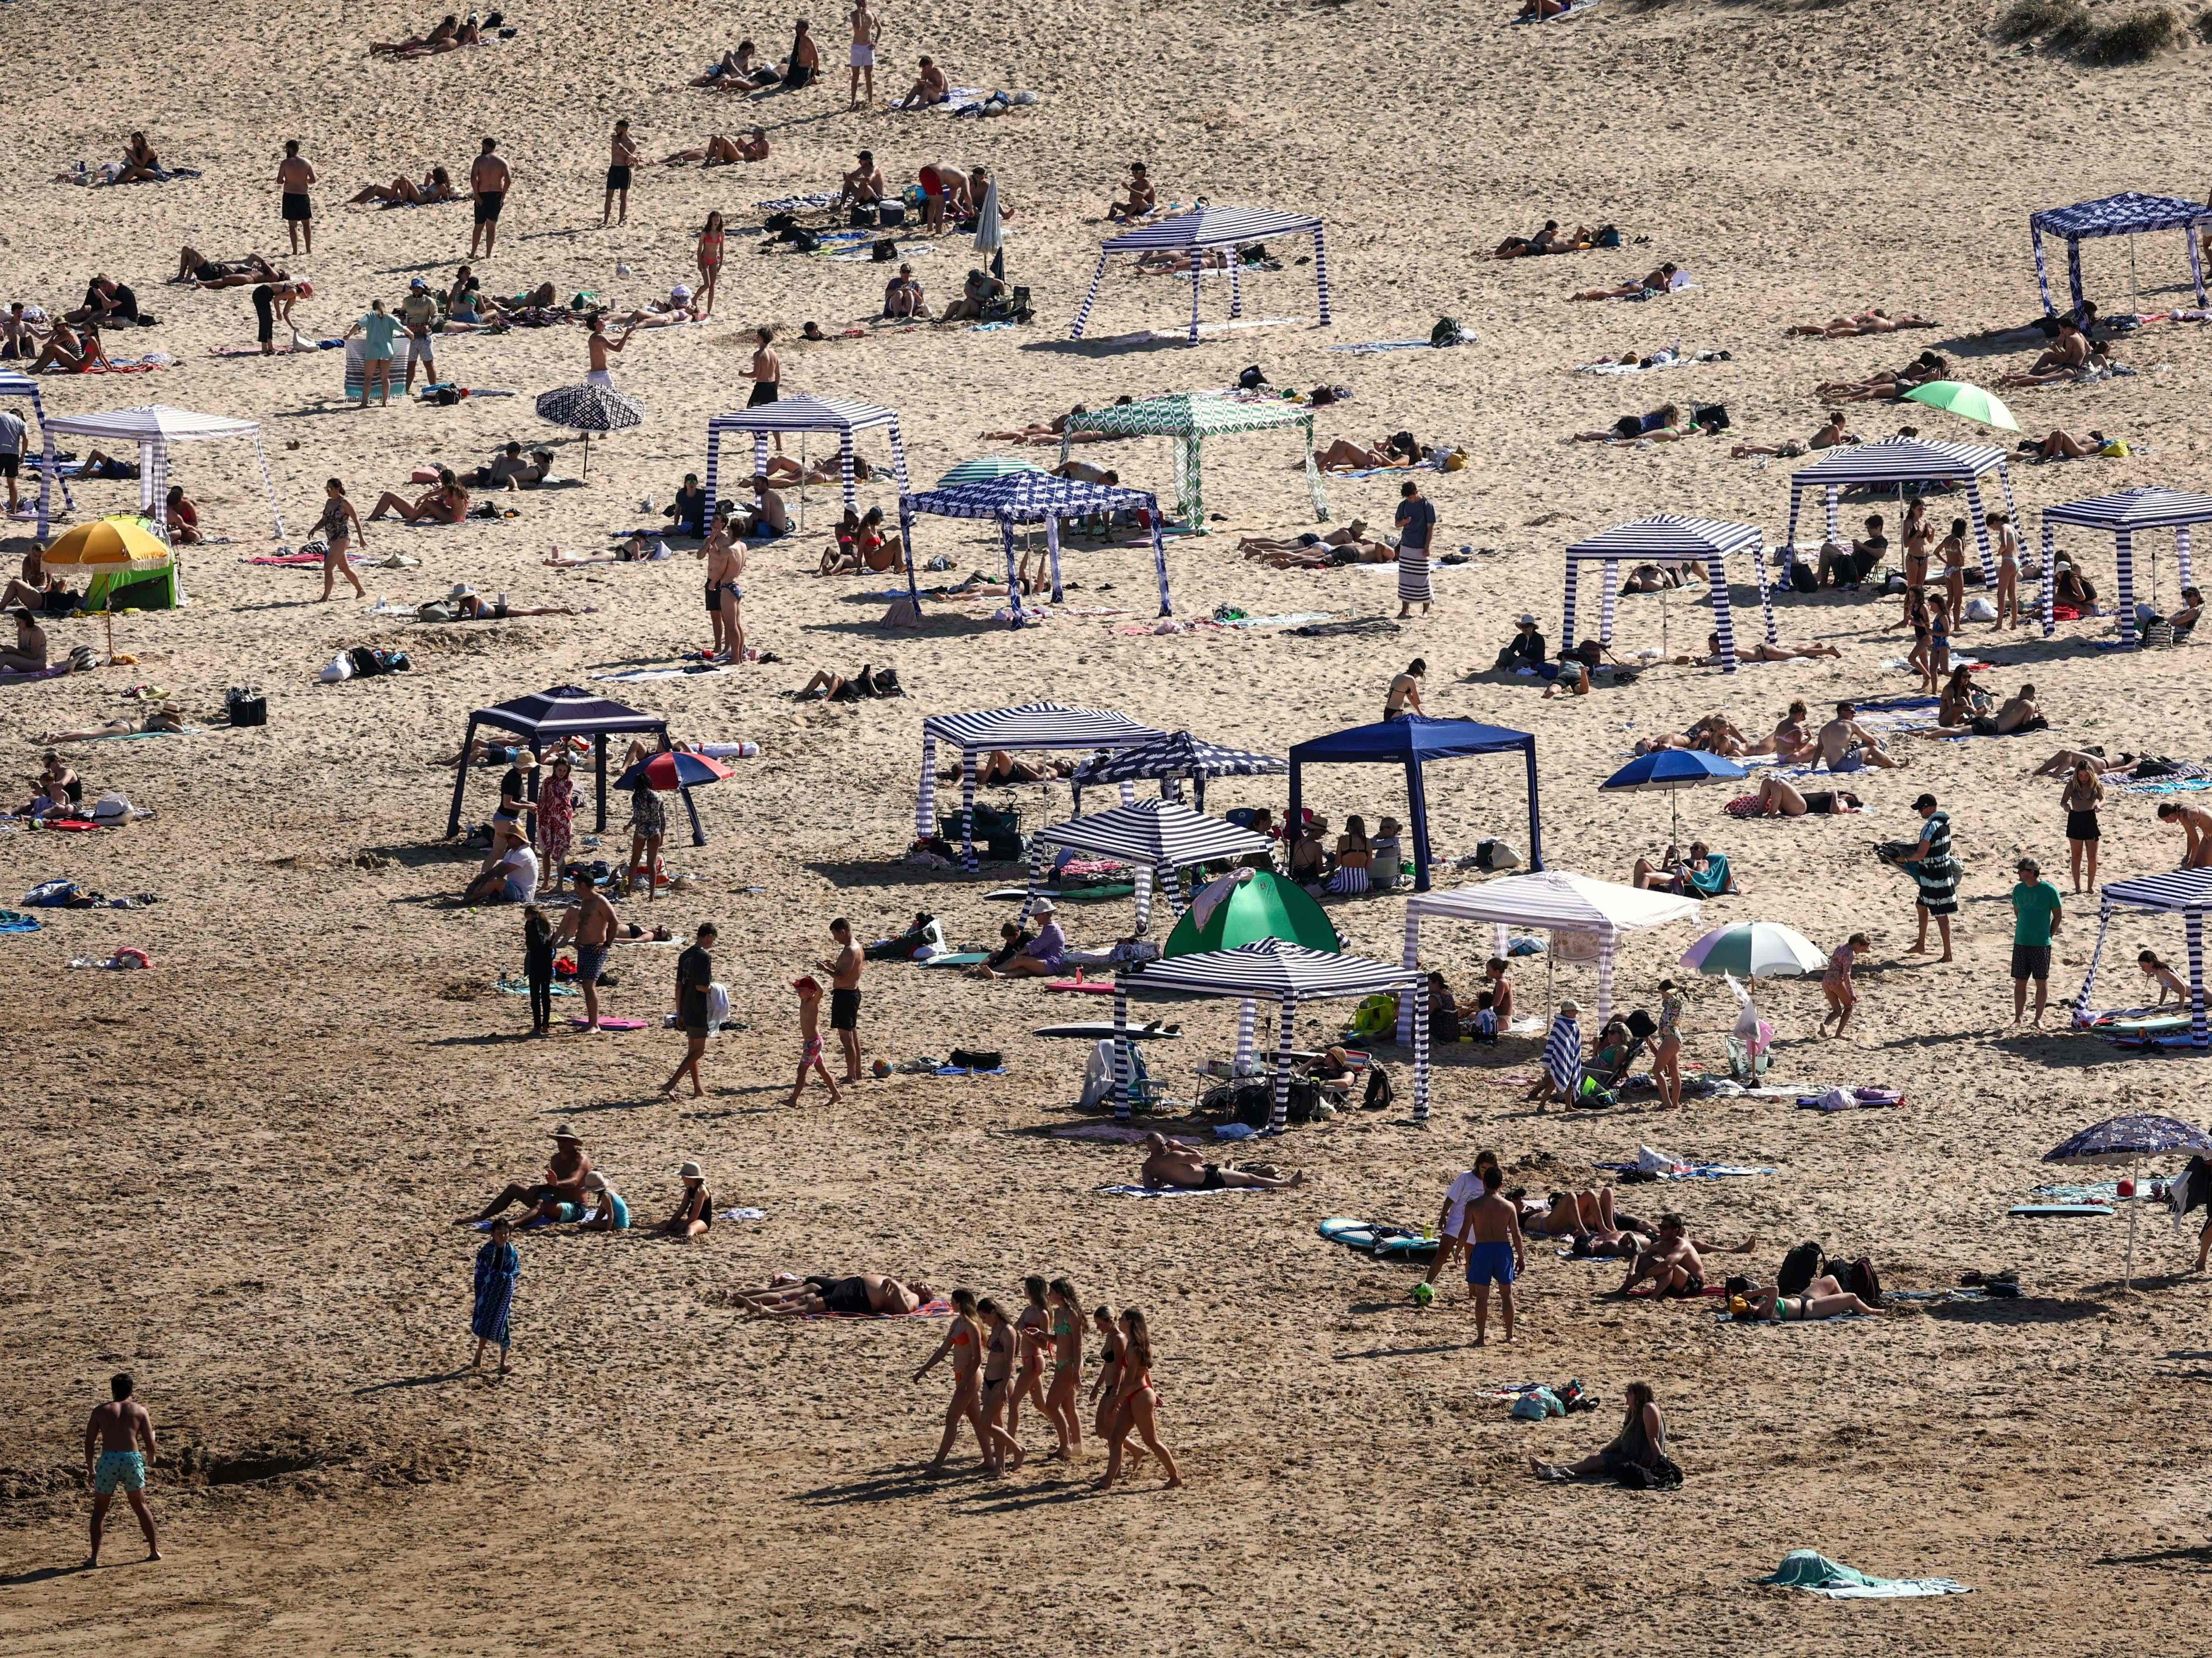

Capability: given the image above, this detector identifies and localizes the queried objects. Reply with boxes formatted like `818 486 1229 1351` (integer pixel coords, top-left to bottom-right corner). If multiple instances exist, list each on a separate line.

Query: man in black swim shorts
824 917 863 1083
470 136 512 259
278 140 316 256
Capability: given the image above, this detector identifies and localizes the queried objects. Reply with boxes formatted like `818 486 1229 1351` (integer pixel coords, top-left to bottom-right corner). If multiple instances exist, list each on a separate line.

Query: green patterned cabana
1058 392 1328 534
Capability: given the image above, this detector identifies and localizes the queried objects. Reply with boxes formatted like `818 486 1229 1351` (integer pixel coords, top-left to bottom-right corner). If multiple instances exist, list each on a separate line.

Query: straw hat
1030 898 1056 916
450 582 475 600
550 1125 581 1143
582 1171 608 1193
678 1160 704 1181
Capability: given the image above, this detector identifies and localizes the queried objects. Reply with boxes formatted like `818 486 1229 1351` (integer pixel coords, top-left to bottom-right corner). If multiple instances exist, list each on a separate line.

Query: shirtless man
1107 161 1154 222
748 328 782 450
838 149 887 208
455 1127 590 1224
1450 1168 1527 1344
602 120 640 227
700 504 738 657
732 1273 934 1317
1619 1213 1704 1298
84 1374 159 1564
2159 801 2212 869
585 311 639 386
900 55 951 109
821 917 865 1082
278 140 316 256
557 866 618 1031
848 0 880 107
469 137 512 260
1137 1133 1302 1190
1816 700 1906 772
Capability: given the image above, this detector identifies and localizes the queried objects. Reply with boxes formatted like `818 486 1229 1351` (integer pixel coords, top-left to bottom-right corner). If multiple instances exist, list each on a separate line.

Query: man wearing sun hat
399 277 440 391
456 1126 592 1225
1496 612 1548 673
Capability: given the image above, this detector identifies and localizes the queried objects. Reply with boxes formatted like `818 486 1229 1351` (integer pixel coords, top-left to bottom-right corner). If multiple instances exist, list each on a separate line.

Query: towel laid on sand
1758 1550 1970 1599
1096 1183 1262 1199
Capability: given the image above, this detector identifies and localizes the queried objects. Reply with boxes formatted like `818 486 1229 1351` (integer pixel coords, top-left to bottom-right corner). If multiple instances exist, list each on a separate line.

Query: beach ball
871 1059 892 1079
2118 1178 2136 1198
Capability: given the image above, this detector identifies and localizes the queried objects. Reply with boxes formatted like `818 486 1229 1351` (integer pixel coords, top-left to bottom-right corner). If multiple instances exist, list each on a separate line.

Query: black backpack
1431 315 1467 347
1362 1066 1395 1112
349 646 387 679
1237 364 1269 390
872 238 899 263
1788 559 1818 595
1777 1240 1823 1296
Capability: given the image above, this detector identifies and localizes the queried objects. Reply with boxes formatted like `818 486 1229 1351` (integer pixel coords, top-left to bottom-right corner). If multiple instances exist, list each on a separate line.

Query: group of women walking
913 1276 1182 1489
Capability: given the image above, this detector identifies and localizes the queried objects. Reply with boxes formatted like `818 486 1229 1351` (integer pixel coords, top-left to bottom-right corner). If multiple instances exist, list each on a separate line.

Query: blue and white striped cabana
1111 940 1426 1128
916 702 1164 871
897 471 1172 624
2030 192 2212 321
702 394 907 531
1068 206 1332 345
0 369 72 541
1563 515 1773 674
2072 867 2212 1047
1025 797 1273 931
1782 438 2017 587
2040 487 2212 646
1070 729 1287 810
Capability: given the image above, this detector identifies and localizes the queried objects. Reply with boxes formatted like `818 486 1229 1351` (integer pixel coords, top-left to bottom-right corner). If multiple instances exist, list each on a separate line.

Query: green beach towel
1759 1550 1971 1599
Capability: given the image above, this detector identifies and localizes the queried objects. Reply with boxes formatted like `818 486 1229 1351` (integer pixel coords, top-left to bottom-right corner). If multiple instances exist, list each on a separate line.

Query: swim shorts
803 1034 824 1064
94 1451 146 1495
1465 1240 1516 1287
704 578 721 615
1833 747 1867 774
0 453 16 479
501 877 530 904
830 987 859 1030
573 942 608 986
748 380 779 407
407 332 436 366
606 165 632 191
282 191 311 222
475 190 505 224
2011 942 2051 983
850 42 874 65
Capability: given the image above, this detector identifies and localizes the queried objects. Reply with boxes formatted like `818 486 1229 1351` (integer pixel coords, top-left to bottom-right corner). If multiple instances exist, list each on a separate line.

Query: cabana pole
1405 757 1433 893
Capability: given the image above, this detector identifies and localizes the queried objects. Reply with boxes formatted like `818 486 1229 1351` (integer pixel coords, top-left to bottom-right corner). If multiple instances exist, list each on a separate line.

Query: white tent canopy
0 369 74 540
38 405 290 576
1026 798 1273 930
1397 872 1703 1038
1068 206 1333 345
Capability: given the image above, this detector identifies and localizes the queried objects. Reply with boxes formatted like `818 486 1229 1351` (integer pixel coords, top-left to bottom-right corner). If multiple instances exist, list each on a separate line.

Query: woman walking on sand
1044 1278 1085 1461
695 211 725 318
977 1299 1025 1475
1096 1308 1181 1490
915 1289 1018 1475
1653 976 1685 1110
1007 1275 1049 1441
1090 1303 1129 1448
469 1218 520 1375
537 753 577 877
316 478 367 601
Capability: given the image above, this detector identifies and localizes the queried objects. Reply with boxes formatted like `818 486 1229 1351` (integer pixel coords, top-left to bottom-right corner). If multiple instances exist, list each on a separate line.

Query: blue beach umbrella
2045 1113 2212 1288
1599 749 1749 845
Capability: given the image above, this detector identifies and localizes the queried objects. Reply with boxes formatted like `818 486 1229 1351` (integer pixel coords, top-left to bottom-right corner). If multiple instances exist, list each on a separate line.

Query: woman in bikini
976 1298 1026 1475
717 526 747 666
1326 815 1374 895
1653 977 1684 1111
915 1289 1017 1475
2063 757 2104 893
315 478 368 602
1007 1275 1050 1443
1043 1278 1084 1462
1096 1308 1182 1490
694 211 725 319
1090 1303 1132 1453
1990 509 2020 628
366 469 469 524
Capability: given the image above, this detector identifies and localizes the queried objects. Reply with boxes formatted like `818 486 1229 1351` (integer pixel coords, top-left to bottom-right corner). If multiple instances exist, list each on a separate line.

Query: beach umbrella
1903 380 2019 434
2044 1113 2212 1288
1679 921 1826 978
614 749 731 792
534 383 648 479
1165 867 1341 956
1599 748 1748 845
935 454 1045 488
43 515 168 565
972 174 1006 283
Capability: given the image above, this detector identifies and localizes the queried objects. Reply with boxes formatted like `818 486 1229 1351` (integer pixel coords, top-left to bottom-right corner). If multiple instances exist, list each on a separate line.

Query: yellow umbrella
42 516 168 566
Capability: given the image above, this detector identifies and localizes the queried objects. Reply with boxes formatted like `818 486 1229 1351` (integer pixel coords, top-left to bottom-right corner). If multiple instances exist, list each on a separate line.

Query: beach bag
349 646 388 679
1593 225 1622 248
1476 838 1521 872
872 237 899 263
226 686 267 727
1620 1456 1683 1491
1691 402 1730 433
1362 1066 1394 1112
23 880 77 908
320 653 355 682
1776 1240 1823 1296
1237 365 1269 390
705 982 731 1029
1430 315 1467 347
1788 560 1818 595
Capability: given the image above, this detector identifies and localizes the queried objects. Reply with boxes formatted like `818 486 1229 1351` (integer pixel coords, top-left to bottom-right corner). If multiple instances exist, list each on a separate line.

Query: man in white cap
399 275 439 391
457 1127 591 1224
983 899 1067 978
1495 612 1547 672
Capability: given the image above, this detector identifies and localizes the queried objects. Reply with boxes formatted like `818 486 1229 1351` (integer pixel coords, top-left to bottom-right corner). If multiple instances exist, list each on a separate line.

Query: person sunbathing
28 319 110 374
695 40 780 87
1735 1273 1880 1321
370 15 463 55
731 1272 935 1317
1734 411 1857 459
1516 0 1573 17
1315 435 1419 471
1493 219 1589 256
1784 309 1936 338
1672 630 1838 666
1922 682 2044 738
609 287 704 327
2022 428 2126 461
1519 1186 1647 1241
1569 263 1677 301
898 56 951 108
32 709 187 745
938 749 1072 786
1572 404 1693 443
441 587 580 620
181 250 284 287
767 452 875 487
1137 1134 1302 1190
981 403 1126 444
657 131 767 166
1237 520 1389 566
348 166 458 206
2030 747 2135 778
366 469 469 524
1815 351 1949 401
1733 776 1862 818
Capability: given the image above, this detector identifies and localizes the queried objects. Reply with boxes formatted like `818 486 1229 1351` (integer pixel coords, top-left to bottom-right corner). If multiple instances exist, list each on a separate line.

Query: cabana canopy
1783 437 2017 586
915 702 1164 871
1026 798 1273 929
1113 940 1426 1128
1288 715 1543 893
1563 515 1774 673
1070 206 1333 345
1396 872 1702 1039
897 471 1171 626
1058 392 1328 531
2039 486 2212 646
444 685 704 847
1070 728 1287 809
0 368 74 540
2030 191 2212 319
2072 867 2212 1047
39 404 289 586
702 395 908 530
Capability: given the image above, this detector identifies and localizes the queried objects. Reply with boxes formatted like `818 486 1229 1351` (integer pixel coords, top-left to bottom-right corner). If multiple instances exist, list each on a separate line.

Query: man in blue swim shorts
84 1372 160 1563
1451 1168 1528 1346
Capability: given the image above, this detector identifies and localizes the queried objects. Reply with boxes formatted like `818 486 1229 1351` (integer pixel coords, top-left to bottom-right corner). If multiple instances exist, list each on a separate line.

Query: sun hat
295 281 312 298
450 582 474 599
791 974 820 993
583 1171 608 1192
678 1160 703 1180
1030 898 1056 916
551 1125 581 1142
671 282 692 301
410 276 429 290
1519 613 1538 626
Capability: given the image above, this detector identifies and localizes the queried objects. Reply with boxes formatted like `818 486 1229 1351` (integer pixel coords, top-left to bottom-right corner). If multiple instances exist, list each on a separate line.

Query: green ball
1411 1282 1435 1307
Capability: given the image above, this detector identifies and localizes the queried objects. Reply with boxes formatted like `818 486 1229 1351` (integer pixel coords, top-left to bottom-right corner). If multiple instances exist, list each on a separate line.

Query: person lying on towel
1138 1133 1302 1191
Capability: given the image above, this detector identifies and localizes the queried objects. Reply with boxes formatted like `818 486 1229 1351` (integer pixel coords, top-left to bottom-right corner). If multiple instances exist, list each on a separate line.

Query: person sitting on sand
882 263 929 320
696 40 780 87
1733 776 1863 818
1631 838 1738 893
1815 350 1949 402
2140 948 2190 1004
456 1126 590 1225
27 318 109 374
898 56 951 109
977 898 1066 978
1922 680 2043 739
463 821 540 904
733 1273 934 1317
0 550 82 619
1532 1382 1667 1483
659 132 767 168
937 268 1008 323
1997 341 2113 390
1672 630 1838 666
1814 701 1905 772
1106 161 1154 222
472 442 541 490
0 609 49 674
348 166 457 206
1784 308 1936 338
116 132 164 184
1616 1214 1715 1298
1137 1133 1302 1190
366 469 469 524
1568 263 1677 302
1740 699 1815 761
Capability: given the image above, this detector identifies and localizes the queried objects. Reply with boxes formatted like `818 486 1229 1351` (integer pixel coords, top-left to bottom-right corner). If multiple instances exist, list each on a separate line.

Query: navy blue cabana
897 472 1172 627
2030 192 2212 319
444 685 704 847
1286 715 1542 893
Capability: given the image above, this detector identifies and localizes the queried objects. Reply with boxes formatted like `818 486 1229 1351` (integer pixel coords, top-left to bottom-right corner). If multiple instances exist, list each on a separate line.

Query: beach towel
1796 1086 1904 1111
470 1239 520 1346
810 1297 953 1320
719 1207 768 1221
1758 1550 1970 1600
934 1063 1007 1076
1511 0 1600 19
2007 1203 2114 1218
1590 1160 1774 1179
1096 1183 1261 1199
570 1017 648 1031
1329 339 1442 355
0 910 41 933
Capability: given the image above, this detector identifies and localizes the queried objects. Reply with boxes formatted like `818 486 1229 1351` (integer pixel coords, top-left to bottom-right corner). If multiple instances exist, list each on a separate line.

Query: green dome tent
1165 867 1341 957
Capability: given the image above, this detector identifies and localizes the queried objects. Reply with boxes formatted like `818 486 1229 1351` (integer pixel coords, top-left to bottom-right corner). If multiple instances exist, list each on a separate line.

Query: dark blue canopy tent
443 685 705 848
2030 191 2212 320
1286 714 1542 893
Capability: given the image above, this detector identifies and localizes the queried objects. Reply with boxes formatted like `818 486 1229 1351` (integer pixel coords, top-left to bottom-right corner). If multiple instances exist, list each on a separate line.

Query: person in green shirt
343 298 402 407
2009 856 2064 1026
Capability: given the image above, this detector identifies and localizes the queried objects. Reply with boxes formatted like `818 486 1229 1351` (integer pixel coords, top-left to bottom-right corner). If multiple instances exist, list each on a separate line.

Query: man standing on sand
848 0 880 108
2009 856 2063 1027
278 140 317 257
399 277 439 391
602 120 639 227
84 1374 160 1565
559 866 619 1031
666 921 717 1097
824 917 864 1082
1450 1168 1526 1344
470 137 512 261
748 327 783 452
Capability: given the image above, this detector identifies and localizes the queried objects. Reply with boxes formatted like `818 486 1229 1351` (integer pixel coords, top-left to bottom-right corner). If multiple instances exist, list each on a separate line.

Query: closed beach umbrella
535 383 648 479
935 454 1045 488
614 749 731 792
973 173 1005 281
1903 380 2019 434
1679 921 1825 978
1600 748 1748 845
2045 1113 2212 1287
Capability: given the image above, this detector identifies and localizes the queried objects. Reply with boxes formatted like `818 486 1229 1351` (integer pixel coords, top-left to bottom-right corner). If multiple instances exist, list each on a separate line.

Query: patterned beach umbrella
2043 1113 2212 1289
535 382 648 478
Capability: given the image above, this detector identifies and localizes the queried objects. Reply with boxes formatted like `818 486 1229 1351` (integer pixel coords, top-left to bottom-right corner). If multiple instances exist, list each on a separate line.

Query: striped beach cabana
1562 515 1773 674
1056 392 1329 531
1070 729 1287 810
897 471 1172 624
0 368 73 541
1782 437 2017 586
2030 191 2212 320
2039 486 2212 646
1026 797 1273 931
702 394 908 531
2071 867 2212 1048
1068 206 1332 345
916 702 1165 871
1112 940 1426 1128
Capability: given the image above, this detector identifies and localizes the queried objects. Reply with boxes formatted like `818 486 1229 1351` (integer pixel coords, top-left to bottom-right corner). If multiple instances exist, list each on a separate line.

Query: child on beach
1450 1168 1527 1345
1820 932 1870 1036
470 1218 520 1376
522 905 554 1036
787 976 842 1105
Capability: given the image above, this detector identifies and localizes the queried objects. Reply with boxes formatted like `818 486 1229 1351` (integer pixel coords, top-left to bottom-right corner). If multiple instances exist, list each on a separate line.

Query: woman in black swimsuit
977 1298 1025 1475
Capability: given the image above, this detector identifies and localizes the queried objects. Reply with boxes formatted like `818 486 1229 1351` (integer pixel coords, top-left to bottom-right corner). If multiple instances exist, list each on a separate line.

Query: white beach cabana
1782 438 2018 585
1562 515 1775 673
701 394 909 530
0 368 74 540
2040 486 2212 646
1024 797 1273 930
1068 206 1333 345
915 702 1165 871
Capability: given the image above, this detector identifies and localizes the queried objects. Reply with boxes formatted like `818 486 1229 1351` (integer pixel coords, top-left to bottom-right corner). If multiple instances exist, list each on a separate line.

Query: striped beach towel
1396 546 1433 604
1909 810 1960 916
470 1240 520 1347
1326 863 1371 895
1543 1014 1583 1092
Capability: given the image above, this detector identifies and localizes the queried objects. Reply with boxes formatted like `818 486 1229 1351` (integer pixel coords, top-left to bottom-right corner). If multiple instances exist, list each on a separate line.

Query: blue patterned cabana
1782 438 2017 587
2029 191 2212 320
1068 206 1332 345
1070 729 1286 809
1562 515 1773 674
896 471 1173 625
2040 486 2212 646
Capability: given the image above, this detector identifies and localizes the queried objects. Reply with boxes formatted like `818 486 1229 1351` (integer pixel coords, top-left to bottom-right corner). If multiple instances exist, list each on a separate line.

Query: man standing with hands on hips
471 137 512 261
2009 856 2063 1027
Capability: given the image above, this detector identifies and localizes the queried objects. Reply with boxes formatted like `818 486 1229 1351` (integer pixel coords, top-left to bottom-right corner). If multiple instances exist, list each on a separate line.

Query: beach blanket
754 191 840 211
810 1297 953 1321
1590 1161 1774 1179
592 663 740 683
934 1064 1007 1076
0 663 78 686
1758 1550 1970 1600
0 910 41 933
1096 1183 1261 1199
718 1207 768 1222
1796 1087 1905 1111
1329 339 1445 355
1511 0 1601 19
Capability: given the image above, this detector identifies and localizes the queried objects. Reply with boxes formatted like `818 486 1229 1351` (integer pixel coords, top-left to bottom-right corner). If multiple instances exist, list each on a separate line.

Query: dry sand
5 0 2212 1650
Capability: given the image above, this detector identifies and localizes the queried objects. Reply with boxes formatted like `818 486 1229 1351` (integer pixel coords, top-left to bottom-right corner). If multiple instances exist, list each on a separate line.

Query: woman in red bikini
694 211 725 319
1096 1307 1182 1490
915 1289 1018 1475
